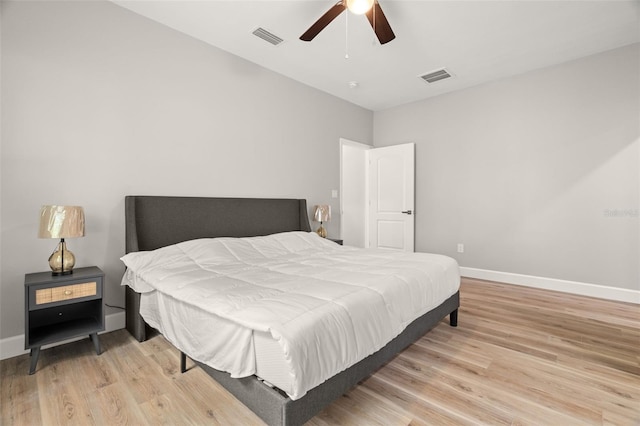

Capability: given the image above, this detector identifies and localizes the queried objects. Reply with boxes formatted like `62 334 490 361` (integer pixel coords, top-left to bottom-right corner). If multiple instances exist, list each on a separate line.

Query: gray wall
2 1 637 344
374 43 639 292
0 1 372 339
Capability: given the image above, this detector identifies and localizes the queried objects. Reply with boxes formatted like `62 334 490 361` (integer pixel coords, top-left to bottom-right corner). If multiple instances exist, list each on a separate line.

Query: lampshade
347 0 374 15
38 205 85 239
313 205 331 223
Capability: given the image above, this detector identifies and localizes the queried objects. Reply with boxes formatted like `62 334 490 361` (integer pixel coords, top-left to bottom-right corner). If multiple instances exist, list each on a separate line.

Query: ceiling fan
300 0 396 45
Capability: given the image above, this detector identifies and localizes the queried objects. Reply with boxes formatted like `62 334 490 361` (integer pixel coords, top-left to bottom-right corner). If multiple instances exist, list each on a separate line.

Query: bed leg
180 352 187 373
449 309 458 327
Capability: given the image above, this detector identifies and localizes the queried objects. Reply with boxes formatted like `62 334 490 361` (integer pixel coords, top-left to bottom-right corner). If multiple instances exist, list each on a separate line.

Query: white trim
460 267 640 304
339 138 371 246
0 311 126 361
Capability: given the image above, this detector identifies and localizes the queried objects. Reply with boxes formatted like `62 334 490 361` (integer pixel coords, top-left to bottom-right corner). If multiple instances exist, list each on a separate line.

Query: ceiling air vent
419 68 453 84
252 27 284 46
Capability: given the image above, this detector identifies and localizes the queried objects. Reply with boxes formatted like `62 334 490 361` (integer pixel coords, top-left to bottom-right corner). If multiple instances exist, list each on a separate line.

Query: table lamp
38 205 85 275
313 205 331 238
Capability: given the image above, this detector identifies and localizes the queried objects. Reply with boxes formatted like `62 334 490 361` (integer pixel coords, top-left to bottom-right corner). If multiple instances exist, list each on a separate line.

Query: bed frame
124 195 459 426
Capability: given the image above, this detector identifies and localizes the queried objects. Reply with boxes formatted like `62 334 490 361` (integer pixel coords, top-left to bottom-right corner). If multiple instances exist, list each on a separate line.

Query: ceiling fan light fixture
300 0 394 44
346 0 374 15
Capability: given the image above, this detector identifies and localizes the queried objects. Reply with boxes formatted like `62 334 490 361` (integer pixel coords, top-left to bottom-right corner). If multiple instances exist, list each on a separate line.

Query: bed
122 195 460 426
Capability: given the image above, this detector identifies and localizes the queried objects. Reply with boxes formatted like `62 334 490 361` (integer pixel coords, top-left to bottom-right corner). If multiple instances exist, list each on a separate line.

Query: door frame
339 138 371 247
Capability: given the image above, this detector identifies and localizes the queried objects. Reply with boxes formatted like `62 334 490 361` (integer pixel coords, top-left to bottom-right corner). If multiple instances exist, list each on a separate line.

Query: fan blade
300 2 346 42
366 1 395 44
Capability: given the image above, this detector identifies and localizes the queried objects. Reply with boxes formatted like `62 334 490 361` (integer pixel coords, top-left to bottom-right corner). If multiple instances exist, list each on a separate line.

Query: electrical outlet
331 189 338 198
457 243 464 253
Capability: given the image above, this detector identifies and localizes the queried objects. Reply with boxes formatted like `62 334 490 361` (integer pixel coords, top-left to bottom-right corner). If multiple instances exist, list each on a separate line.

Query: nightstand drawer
35 282 97 305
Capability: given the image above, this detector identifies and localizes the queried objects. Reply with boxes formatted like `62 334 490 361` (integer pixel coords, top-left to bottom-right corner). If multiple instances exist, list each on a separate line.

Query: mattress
121 231 460 400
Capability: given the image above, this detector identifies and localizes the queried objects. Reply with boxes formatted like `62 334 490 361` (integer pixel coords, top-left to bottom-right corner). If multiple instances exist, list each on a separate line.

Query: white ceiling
113 0 639 111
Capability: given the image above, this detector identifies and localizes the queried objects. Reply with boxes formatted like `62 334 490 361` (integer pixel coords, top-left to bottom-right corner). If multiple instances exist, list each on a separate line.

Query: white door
367 143 415 251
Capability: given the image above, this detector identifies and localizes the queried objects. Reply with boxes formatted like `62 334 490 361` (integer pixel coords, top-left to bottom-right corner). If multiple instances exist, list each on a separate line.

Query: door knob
401 210 412 215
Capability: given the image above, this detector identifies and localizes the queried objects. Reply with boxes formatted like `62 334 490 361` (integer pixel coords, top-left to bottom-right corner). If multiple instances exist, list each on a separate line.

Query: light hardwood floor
2 278 639 425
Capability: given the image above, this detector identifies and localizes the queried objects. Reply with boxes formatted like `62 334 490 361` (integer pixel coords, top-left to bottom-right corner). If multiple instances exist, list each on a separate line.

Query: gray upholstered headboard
125 196 312 253
124 195 312 340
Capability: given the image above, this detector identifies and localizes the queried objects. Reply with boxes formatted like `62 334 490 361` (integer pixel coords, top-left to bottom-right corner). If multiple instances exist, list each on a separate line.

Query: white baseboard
460 267 640 304
0 311 126 361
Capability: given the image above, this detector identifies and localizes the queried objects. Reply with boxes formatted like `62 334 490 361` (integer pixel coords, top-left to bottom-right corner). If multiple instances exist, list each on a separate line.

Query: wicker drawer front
35 282 97 305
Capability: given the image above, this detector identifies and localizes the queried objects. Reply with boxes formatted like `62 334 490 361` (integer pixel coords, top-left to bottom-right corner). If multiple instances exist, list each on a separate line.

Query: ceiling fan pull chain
345 10 349 59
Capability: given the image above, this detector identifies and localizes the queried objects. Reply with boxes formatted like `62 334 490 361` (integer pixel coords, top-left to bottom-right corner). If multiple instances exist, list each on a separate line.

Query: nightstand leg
29 347 40 375
90 333 102 355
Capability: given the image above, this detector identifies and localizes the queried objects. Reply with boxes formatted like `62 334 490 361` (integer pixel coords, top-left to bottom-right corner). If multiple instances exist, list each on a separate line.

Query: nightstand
328 238 343 245
24 266 105 374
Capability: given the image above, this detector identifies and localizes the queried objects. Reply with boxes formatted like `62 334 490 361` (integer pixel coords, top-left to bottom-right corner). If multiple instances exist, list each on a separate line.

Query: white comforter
121 231 459 400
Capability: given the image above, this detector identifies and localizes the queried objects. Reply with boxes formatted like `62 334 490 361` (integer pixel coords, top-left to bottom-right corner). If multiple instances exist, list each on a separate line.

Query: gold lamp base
48 239 76 275
316 225 327 238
